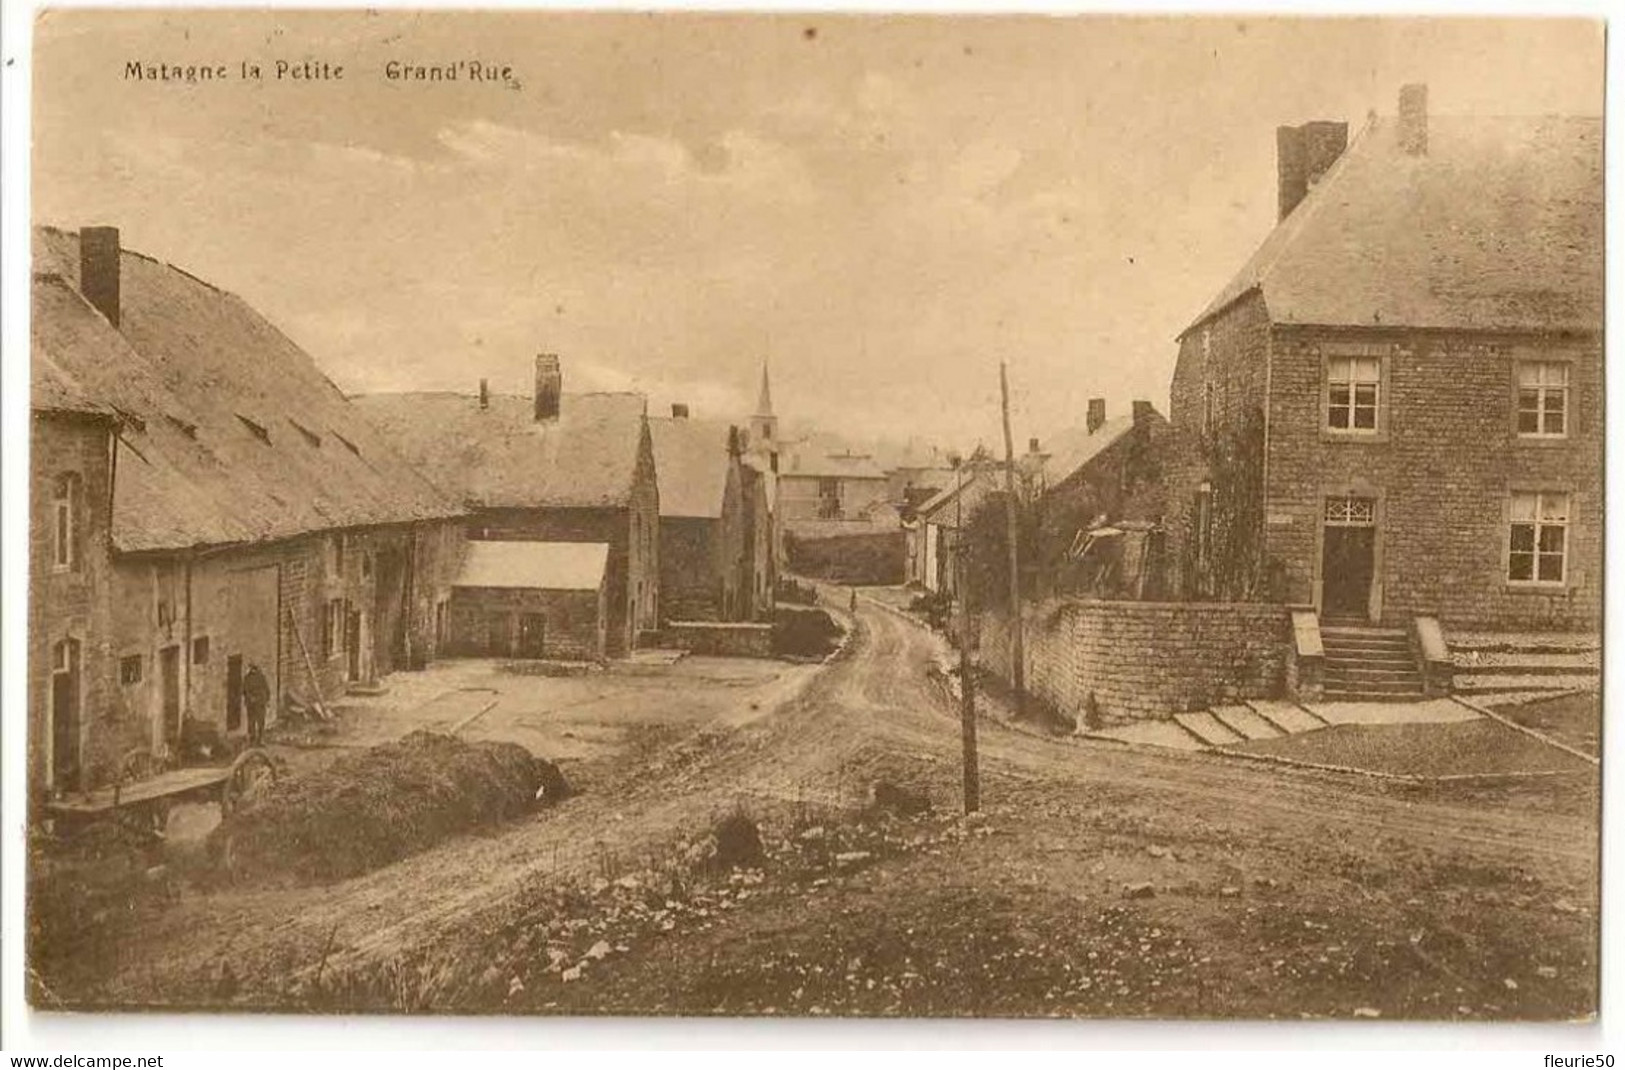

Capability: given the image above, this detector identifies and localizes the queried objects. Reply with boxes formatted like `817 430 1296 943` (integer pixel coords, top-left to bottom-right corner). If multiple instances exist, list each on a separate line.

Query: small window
361 552 372 579
333 534 346 575
1517 362 1569 438
192 636 210 664
1327 357 1381 432
52 472 81 571
817 478 843 520
1509 492 1569 585
323 598 344 658
120 655 143 685
236 414 271 444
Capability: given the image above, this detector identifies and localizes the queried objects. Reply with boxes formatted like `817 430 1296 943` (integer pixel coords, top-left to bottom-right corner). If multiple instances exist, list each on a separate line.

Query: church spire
755 361 774 417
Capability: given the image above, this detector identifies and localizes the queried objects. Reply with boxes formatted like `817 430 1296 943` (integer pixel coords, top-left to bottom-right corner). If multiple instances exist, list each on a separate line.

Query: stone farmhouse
355 357 661 659
29 226 466 799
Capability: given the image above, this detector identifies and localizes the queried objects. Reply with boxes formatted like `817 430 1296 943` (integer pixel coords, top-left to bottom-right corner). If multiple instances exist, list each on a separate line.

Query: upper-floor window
52 472 81 571
1326 357 1381 432
1508 491 1569 585
1517 362 1569 438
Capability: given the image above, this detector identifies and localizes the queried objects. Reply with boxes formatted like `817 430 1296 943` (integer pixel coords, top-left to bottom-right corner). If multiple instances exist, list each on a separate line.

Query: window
1326 356 1381 432
1194 482 1214 569
332 534 346 575
52 472 81 571
817 478 843 520
1509 492 1569 585
323 598 345 658
120 655 143 685
1324 495 1377 526
1517 362 1569 437
192 636 210 665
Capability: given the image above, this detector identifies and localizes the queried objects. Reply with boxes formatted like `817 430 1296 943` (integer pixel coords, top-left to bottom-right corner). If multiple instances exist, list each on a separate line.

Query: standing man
242 661 270 746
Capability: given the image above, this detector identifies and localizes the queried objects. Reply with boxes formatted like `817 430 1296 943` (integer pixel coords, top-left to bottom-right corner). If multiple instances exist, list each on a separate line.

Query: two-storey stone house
1165 86 1602 635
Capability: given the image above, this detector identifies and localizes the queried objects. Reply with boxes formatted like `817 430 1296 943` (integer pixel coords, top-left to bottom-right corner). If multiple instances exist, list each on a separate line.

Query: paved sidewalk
1088 694 1482 752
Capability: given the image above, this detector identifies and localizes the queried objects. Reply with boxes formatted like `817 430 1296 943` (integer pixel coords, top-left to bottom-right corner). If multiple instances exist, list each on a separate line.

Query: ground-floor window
1509 491 1569 584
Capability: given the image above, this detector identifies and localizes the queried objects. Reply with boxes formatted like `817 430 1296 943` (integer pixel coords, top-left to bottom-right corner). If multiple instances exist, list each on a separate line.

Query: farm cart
44 747 279 844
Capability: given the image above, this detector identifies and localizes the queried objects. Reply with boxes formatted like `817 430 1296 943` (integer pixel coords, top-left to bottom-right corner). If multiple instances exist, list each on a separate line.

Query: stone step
1210 705 1284 741
1324 653 1417 668
1246 700 1327 735
1321 626 1407 638
1323 665 1425 682
1321 676 1425 695
1322 634 1411 650
1172 711 1246 747
1323 689 1426 703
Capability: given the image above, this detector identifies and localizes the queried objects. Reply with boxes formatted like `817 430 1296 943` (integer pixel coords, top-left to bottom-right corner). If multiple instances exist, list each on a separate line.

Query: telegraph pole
953 456 980 814
999 361 1027 722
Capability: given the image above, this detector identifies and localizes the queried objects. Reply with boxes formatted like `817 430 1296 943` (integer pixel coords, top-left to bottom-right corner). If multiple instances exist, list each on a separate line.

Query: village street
52 586 1597 1017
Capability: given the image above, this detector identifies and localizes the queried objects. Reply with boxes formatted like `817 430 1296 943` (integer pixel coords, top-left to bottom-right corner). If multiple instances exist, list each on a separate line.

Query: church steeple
749 361 778 469
754 362 774 418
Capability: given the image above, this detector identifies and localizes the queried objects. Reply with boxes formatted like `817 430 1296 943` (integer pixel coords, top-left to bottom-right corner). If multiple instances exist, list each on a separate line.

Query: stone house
357 357 661 657
445 542 609 660
1164 85 1602 632
1021 399 1170 600
30 227 467 797
648 407 774 623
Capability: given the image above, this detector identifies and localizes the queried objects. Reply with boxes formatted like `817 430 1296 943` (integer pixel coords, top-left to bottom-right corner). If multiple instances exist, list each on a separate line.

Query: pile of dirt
212 731 566 884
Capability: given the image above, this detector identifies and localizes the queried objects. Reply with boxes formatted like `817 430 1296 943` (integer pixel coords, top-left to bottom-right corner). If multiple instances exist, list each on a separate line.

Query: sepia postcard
17 8 1603 1026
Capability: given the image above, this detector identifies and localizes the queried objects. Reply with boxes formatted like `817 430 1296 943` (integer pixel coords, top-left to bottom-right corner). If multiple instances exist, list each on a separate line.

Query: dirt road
61 589 1595 1010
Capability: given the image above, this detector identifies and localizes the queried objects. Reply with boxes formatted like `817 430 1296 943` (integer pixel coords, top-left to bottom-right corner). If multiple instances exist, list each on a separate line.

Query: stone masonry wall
978 599 1289 725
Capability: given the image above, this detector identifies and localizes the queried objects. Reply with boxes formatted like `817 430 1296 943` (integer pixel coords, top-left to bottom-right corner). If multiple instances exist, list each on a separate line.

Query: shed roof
453 540 608 591
1186 114 1603 337
31 232 463 553
648 416 731 519
353 391 648 509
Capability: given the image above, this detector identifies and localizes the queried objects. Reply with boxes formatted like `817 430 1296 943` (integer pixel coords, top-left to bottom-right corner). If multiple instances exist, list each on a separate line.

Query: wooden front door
159 644 182 745
487 613 512 657
50 638 81 791
345 608 363 682
1322 495 1377 620
226 654 244 731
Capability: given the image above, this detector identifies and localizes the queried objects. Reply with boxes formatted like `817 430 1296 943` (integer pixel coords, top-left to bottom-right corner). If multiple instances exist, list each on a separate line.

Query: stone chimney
478 378 489 410
1086 398 1106 435
1028 437 1040 454
1399 83 1428 157
79 226 121 328
1132 400 1155 427
1277 120 1349 221
671 403 690 419
533 353 561 422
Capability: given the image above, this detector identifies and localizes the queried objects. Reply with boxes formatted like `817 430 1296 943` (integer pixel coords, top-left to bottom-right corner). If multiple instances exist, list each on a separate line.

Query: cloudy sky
33 11 1602 449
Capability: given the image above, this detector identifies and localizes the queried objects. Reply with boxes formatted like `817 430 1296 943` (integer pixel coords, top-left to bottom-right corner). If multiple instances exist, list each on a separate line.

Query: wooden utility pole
999 361 1026 722
954 458 980 814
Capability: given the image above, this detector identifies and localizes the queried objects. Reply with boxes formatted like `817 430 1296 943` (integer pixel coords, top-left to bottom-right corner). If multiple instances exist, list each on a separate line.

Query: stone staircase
1319 620 1425 702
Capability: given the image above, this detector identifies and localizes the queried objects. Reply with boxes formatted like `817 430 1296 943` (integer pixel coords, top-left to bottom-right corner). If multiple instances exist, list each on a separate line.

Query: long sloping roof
648 417 731 519
453 541 608 591
352 391 647 509
32 230 462 553
1186 114 1603 337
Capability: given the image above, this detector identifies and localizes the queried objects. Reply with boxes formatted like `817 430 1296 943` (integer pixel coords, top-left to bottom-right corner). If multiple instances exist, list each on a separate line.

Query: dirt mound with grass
213 731 566 884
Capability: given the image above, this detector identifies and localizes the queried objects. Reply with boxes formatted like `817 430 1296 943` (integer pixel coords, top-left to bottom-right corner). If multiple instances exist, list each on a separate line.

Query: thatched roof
32 228 463 553
1187 114 1603 337
353 391 649 510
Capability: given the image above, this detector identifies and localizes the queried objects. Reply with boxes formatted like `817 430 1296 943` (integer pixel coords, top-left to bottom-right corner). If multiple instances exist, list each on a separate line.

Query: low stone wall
666 621 775 658
978 598 1290 726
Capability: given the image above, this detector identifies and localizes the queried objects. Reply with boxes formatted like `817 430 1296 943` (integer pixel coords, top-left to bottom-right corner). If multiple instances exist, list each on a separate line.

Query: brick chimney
478 378 489 410
671 403 690 419
533 354 561 422
1132 400 1155 427
1399 83 1428 157
79 226 121 328
1277 121 1348 221
1086 398 1106 434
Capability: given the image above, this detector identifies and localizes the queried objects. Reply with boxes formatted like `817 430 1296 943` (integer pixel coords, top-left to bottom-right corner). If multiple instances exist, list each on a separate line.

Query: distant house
446 542 609 661
356 357 660 657
648 407 774 623
30 226 466 797
1164 85 1602 631
910 458 998 597
777 448 894 537
1021 399 1169 599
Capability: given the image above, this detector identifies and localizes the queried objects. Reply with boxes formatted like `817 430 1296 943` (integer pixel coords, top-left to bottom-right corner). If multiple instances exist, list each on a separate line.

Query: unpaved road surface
48 589 1597 1013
